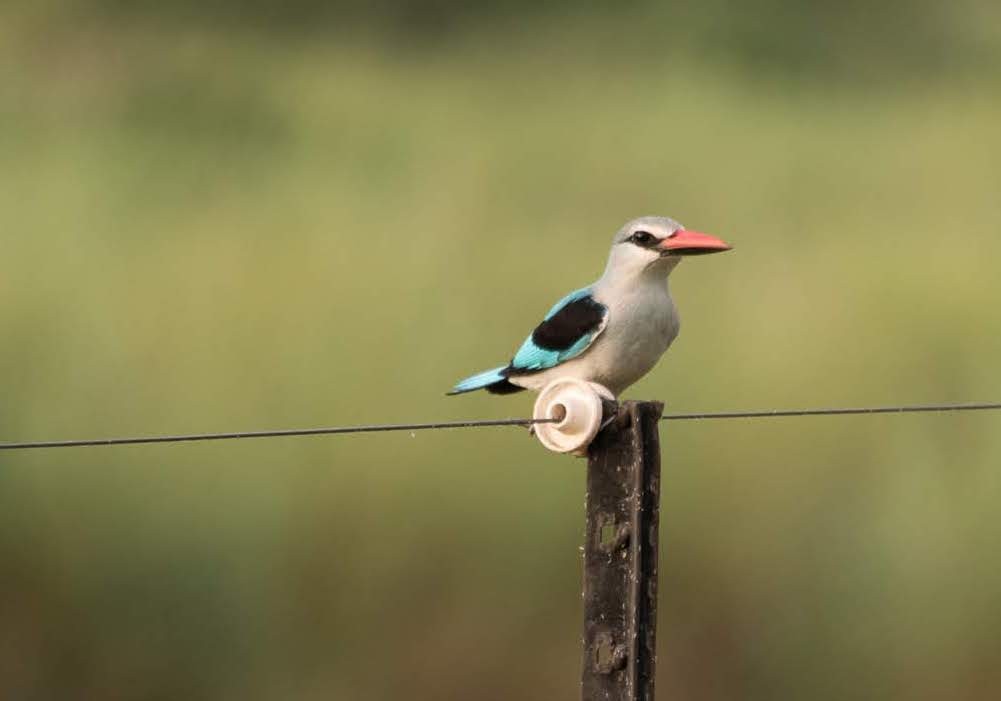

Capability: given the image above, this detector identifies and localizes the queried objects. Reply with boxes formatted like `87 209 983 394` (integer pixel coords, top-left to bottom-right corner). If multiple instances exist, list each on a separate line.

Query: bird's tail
447 366 513 395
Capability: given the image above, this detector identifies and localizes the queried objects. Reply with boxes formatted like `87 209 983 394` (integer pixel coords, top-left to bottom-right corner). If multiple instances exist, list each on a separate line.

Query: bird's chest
594 289 679 386
609 292 678 355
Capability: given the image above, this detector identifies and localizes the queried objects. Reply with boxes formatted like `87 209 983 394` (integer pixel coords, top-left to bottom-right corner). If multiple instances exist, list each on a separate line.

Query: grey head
602 215 731 281
611 216 684 245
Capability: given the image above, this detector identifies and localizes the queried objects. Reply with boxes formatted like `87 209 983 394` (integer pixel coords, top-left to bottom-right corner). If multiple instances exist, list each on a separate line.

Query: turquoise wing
508 288 608 373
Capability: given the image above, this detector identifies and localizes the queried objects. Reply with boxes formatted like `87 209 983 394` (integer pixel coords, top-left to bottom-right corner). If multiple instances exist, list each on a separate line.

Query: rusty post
581 401 664 701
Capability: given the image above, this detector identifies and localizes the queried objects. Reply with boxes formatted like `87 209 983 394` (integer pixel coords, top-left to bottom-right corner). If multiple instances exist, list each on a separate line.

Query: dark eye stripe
629 231 656 247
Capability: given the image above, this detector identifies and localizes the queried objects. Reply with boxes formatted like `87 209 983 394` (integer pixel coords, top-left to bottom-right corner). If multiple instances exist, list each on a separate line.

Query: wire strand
0 418 548 451
661 402 1001 421
1 402 999 451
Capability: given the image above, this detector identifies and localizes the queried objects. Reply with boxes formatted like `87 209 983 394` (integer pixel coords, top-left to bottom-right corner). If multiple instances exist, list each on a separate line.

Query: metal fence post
581 400 664 701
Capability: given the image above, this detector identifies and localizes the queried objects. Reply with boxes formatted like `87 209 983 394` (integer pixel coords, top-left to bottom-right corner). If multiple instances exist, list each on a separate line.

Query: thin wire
661 402 1001 421
0 402 999 451
0 418 550 451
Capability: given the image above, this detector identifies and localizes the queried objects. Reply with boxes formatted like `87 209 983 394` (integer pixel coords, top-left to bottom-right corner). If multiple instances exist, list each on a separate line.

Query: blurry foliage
1 2 1001 700
30 0 1001 77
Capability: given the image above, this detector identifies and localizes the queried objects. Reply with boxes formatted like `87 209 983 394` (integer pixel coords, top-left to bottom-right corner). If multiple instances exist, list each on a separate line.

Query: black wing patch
530 296 607 351
485 378 525 395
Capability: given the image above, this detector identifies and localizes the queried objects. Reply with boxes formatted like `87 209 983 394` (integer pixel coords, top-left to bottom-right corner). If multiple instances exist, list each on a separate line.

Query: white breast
588 282 679 394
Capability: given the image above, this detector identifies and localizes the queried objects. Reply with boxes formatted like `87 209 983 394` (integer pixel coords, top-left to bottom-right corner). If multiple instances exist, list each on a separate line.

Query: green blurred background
2 1 1000 698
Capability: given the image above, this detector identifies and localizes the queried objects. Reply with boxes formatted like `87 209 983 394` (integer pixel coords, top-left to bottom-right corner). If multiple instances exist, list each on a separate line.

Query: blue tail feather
448 366 509 395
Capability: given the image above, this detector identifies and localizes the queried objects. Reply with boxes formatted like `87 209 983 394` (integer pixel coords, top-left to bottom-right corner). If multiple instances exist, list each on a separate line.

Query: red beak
659 230 732 256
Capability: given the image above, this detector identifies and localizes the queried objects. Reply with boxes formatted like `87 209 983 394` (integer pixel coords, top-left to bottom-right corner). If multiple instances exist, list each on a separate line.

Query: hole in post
596 515 629 553
593 631 627 674
595 635 615 671
600 522 617 548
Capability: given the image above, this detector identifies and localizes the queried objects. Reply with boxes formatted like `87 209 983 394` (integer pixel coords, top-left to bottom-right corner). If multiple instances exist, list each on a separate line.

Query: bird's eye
630 231 656 246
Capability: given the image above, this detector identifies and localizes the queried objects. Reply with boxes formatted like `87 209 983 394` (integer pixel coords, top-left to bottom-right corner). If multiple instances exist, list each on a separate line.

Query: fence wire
1 402 999 451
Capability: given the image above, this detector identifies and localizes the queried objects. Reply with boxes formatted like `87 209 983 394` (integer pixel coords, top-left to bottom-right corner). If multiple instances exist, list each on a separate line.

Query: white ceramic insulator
532 378 616 456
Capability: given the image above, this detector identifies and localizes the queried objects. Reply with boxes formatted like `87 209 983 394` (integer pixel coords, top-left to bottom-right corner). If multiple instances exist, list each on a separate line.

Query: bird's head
603 216 731 280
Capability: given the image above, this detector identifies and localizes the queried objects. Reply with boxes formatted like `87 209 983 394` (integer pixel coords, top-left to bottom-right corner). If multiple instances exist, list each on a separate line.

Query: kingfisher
448 216 731 398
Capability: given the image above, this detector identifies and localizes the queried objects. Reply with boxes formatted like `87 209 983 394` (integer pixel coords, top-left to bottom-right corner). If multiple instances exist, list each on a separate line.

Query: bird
448 216 731 398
